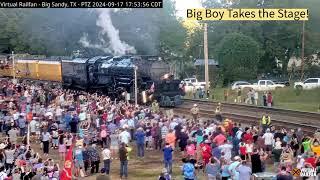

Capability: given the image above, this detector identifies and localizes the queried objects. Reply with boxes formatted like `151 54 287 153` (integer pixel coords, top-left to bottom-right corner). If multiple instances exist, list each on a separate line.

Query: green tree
216 33 261 85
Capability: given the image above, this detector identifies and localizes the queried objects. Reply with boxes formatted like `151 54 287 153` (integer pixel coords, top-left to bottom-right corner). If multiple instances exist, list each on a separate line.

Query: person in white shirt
0 166 7 180
41 131 51 156
29 118 37 135
262 128 274 155
102 147 111 175
119 128 131 145
219 141 233 161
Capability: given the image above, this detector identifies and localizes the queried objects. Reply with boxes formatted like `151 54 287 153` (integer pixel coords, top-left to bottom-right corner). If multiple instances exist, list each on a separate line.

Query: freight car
0 55 184 106
0 56 64 82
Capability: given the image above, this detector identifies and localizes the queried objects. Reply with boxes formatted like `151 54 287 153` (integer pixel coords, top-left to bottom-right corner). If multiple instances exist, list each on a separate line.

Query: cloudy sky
175 0 203 18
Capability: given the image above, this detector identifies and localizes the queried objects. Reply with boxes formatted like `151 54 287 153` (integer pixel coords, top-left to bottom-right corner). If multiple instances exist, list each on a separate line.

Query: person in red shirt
305 153 317 168
200 140 212 166
239 142 247 160
242 129 253 143
267 92 273 107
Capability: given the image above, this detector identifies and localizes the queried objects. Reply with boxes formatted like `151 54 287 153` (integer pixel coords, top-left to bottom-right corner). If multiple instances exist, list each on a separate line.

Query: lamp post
134 65 138 107
12 51 16 83
203 23 209 92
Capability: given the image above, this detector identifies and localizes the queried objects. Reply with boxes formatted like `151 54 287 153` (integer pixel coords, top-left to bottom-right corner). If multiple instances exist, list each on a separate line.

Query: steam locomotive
0 55 184 106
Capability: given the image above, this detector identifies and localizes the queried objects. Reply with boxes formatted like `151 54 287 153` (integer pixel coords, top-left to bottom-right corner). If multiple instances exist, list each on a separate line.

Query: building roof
194 59 219 66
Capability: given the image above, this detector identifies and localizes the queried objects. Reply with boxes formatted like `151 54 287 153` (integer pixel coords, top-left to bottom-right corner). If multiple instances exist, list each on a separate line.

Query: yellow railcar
15 60 38 79
37 61 62 82
0 59 62 82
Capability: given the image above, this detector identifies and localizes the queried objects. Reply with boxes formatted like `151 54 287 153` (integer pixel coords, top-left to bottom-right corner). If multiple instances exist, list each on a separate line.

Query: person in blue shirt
182 157 195 180
17 115 26 136
212 144 222 159
163 143 174 174
64 112 72 130
221 159 231 180
74 145 85 177
135 127 145 158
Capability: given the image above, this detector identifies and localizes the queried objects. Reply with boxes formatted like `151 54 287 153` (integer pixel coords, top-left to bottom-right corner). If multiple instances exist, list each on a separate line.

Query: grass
186 87 320 112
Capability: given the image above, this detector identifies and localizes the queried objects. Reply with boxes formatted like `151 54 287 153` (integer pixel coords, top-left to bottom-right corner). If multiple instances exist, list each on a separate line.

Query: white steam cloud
80 9 136 55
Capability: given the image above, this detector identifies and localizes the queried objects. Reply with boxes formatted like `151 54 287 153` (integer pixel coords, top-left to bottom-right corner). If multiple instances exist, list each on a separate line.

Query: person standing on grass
101 146 111 175
88 144 100 174
119 127 131 146
190 104 199 123
224 89 228 102
17 115 26 136
254 91 259 105
152 123 162 150
119 142 128 179
8 127 18 145
262 128 274 155
165 129 176 150
236 87 242 103
135 127 145 158
41 130 51 157
110 131 120 160
267 91 273 107
182 157 196 180
163 143 174 174
73 144 85 177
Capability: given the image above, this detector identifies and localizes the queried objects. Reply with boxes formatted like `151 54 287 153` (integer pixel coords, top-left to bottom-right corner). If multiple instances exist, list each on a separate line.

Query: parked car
272 79 290 86
181 78 210 88
183 82 205 93
231 81 251 90
294 78 320 90
238 80 285 91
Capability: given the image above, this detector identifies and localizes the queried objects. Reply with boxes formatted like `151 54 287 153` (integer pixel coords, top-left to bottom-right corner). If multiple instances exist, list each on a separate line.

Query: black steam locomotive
61 55 184 106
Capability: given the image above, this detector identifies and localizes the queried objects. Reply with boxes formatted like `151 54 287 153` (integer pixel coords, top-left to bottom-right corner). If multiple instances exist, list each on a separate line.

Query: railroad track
174 99 320 134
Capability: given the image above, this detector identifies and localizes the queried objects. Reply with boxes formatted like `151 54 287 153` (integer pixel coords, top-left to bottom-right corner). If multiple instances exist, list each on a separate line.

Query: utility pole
134 65 138 107
11 51 16 83
300 20 305 80
204 23 209 91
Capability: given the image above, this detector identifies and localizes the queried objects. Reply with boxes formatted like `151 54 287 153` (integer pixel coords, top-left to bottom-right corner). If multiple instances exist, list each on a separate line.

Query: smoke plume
80 9 136 56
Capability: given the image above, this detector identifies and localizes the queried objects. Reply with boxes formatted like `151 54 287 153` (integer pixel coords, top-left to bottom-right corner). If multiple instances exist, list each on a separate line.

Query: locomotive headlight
163 74 170 79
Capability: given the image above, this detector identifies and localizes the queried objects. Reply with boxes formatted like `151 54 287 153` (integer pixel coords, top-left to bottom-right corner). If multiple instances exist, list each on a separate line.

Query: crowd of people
0 78 319 180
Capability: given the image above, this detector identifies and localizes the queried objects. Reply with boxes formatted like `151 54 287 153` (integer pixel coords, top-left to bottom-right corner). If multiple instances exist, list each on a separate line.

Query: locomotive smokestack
80 9 136 56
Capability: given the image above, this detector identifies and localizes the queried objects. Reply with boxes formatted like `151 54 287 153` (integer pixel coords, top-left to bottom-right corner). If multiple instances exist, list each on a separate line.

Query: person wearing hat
190 104 199 123
158 168 171 180
119 127 131 145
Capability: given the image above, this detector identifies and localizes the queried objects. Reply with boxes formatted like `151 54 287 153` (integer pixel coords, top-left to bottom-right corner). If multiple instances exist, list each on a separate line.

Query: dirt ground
30 140 203 180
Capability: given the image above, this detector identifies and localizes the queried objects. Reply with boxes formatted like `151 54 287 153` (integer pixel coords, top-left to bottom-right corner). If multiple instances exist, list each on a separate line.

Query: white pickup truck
182 78 210 88
294 78 320 90
238 80 285 91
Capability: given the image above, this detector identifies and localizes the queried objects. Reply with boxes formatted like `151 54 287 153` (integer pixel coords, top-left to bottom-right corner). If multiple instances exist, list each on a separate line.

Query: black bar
0 0 163 8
